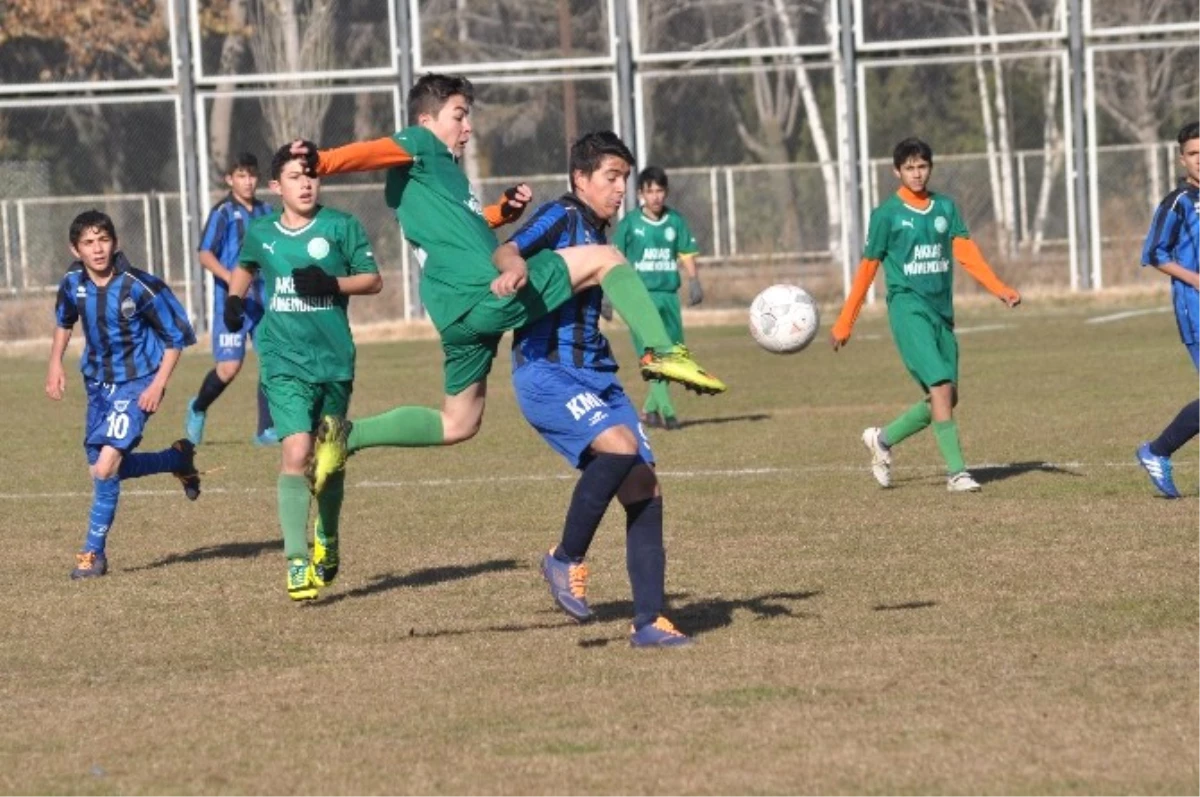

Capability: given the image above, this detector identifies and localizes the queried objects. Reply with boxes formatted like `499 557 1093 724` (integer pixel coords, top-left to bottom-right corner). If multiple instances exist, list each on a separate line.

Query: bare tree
208 0 251 180
248 0 336 145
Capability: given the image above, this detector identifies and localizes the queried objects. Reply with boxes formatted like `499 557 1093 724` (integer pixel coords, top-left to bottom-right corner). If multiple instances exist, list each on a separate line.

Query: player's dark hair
637 165 668 191
408 73 475 122
569 131 635 191
269 143 306 180
227 152 259 176
893 137 934 168
1178 121 1199 148
69 209 117 247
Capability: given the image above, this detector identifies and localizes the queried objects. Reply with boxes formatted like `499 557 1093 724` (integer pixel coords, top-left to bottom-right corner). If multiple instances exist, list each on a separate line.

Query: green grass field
2 295 1196 795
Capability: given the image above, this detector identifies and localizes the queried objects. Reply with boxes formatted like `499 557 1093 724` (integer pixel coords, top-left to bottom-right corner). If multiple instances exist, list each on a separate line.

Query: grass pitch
1 295 1196 794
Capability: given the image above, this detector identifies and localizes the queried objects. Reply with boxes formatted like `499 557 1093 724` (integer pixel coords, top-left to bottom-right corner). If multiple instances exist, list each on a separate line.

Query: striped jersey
507 194 616 371
54 252 196 383
199 193 273 277
1141 179 1200 344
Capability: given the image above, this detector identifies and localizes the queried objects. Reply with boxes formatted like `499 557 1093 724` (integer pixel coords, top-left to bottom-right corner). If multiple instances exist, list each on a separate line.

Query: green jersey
863 191 969 325
383 125 499 331
613 206 698 293
239 205 378 383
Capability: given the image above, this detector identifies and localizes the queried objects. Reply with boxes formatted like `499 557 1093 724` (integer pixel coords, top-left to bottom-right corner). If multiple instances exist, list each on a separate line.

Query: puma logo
263 241 277 254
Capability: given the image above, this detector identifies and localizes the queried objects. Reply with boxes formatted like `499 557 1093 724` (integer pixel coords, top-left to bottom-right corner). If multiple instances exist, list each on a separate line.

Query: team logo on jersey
466 192 484 217
113 400 130 412
664 227 676 242
76 286 88 298
900 219 914 229
120 297 137 319
307 237 331 260
934 216 948 234
263 241 277 254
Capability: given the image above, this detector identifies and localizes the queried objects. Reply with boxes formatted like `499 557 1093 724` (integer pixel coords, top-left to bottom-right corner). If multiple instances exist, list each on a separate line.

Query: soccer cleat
861 427 892 488
1136 442 1180 499
306 415 352 496
639 345 726 395
184 398 206 445
287 558 319 601
70 551 108 580
946 471 982 493
640 411 664 429
171 439 202 501
663 415 682 431
253 427 280 447
312 518 339 587
629 616 692 648
540 549 593 622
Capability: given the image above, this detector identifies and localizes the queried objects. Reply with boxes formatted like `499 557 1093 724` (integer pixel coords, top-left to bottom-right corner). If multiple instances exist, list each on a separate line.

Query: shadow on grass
126 539 282 571
873 600 937 611
313 558 521 607
971 460 1083 485
676 413 771 430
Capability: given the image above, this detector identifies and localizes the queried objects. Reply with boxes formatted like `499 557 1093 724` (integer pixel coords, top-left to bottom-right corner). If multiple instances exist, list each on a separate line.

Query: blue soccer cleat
1136 442 1180 498
253 427 280 447
629 617 692 648
540 549 593 623
184 398 206 446
71 551 108 580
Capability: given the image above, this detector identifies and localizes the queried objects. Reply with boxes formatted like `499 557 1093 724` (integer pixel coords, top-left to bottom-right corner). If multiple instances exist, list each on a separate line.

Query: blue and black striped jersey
1142 180 1200 344
54 252 196 383
508 194 616 370
198 194 272 285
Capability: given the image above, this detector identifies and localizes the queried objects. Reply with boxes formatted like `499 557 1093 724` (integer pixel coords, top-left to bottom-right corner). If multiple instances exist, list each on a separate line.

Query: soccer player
612 166 705 430
46 210 200 579
497 131 690 647
184 153 277 447
226 145 382 600
830 137 1021 492
289 73 725 496
1135 120 1199 498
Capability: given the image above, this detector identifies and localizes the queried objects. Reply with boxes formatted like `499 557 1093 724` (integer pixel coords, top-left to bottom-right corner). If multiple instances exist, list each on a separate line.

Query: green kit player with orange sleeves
227 145 383 600
831 137 1021 493
289 74 725 496
613 166 706 430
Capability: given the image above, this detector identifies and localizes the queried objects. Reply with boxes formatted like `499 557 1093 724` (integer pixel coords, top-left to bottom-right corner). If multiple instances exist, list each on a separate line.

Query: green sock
932 419 967 475
601 265 672 352
650 381 675 418
316 471 344 540
277 474 311 560
346 406 444 453
883 401 932 447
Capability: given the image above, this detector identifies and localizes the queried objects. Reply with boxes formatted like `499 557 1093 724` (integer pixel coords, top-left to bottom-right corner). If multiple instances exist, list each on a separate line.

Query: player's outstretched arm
1151 261 1200 289
953 238 1020 307
289 137 414 177
830 258 880 351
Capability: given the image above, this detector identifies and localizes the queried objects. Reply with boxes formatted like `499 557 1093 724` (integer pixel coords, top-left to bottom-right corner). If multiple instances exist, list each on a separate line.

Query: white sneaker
947 471 982 492
861 427 892 487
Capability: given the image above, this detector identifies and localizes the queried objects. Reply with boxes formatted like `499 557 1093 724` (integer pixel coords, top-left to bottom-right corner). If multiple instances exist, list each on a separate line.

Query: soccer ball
748 284 820 354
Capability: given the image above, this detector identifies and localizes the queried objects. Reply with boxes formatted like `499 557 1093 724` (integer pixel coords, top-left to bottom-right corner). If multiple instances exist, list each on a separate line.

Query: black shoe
663 415 681 431
640 411 664 429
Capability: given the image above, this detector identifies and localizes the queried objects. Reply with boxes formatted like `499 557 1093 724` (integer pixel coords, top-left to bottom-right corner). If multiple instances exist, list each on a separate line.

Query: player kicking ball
496 131 691 648
46 210 200 579
831 137 1021 492
225 145 382 600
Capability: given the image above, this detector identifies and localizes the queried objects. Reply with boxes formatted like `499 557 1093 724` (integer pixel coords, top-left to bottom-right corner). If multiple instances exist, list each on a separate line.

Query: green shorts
888 298 958 391
439 249 574 395
261 374 352 439
629 289 684 356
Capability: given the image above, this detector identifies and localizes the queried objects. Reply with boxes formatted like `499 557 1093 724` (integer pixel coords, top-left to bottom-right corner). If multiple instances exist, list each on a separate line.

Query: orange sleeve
316 137 413 177
953 238 1015 298
831 259 880 341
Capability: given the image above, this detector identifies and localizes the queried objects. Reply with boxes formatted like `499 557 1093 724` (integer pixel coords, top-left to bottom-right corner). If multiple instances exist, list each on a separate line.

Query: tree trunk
1031 54 1062 253
208 0 249 181
969 2 1005 255
986 0 1016 256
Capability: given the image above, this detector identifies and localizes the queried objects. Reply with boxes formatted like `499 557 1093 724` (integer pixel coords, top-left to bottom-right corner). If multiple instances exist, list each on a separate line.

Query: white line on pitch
955 324 1013 335
1085 307 1171 324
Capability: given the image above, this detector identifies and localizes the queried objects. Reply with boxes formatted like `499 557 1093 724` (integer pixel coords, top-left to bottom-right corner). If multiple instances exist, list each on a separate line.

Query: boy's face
894 156 932 193
1180 137 1200 186
638 181 667 216
573 155 631 221
226 167 259 204
420 94 472 159
270 158 319 216
70 226 116 276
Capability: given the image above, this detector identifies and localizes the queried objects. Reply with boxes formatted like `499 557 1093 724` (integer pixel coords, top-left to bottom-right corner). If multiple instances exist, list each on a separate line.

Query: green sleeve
612 214 630 255
674 211 699 256
343 216 380 275
238 224 261 271
863 205 890 260
946 197 970 239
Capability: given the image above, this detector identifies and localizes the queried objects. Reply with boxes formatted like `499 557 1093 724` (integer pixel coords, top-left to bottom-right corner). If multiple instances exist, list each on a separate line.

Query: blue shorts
83 374 155 464
512 360 654 470
211 283 265 362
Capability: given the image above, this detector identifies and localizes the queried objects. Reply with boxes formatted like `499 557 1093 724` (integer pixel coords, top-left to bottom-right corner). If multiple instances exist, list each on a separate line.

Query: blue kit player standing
184 153 276 446
1136 120 1200 498
45 210 201 579
493 131 691 648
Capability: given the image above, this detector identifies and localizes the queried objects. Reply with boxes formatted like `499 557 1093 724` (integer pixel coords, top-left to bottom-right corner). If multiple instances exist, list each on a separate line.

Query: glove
292 265 340 297
688 277 704 307
297 139 320 176
500 185 527 222
599 296 614 322
224 294 245 333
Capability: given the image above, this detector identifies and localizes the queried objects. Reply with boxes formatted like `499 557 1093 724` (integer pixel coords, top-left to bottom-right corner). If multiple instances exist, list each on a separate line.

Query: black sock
192 369 229 413
554 453 639 563
256 383 274 435
1150 399 1200 457
625 496 665 630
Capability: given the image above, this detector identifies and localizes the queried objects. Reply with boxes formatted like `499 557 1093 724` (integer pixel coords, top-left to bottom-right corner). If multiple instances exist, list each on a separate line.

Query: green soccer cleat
639 345 726 395
306 415 352 496
312 518 339 588
287 558 319 601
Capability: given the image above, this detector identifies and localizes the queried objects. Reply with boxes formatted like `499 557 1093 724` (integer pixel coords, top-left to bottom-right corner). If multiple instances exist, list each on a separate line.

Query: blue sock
1150 400 1199 457
84 476 121 554
119 447 184 480
554 453 640 563
625 496 665 630
257 383 274 435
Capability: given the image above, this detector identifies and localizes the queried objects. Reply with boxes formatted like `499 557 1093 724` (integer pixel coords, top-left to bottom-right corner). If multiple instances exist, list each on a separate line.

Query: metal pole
396 0 415 125
614 0 638 210
173 0 205 329
838 0 862 292
1068 0 1092 290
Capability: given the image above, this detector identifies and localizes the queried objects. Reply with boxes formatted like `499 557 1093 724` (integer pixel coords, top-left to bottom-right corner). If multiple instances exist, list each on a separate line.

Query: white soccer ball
748 283 820 354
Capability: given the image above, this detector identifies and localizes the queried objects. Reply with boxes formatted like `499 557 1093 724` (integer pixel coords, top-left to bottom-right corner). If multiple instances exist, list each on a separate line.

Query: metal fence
0 0 1196 339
